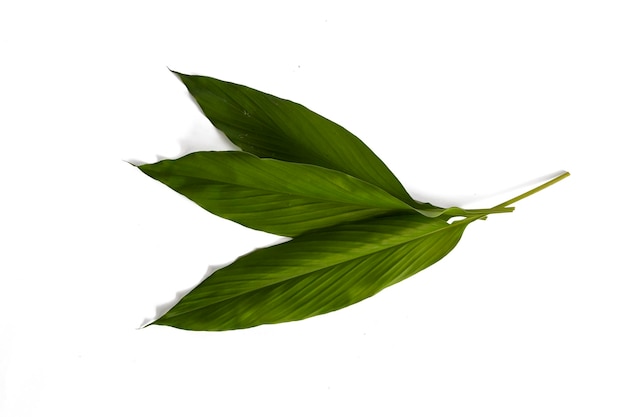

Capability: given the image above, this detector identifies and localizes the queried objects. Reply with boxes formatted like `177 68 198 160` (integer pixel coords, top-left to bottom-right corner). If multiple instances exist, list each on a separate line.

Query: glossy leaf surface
138 151 417 236
172 71 425 208
152 214 471 331
137 71 569 332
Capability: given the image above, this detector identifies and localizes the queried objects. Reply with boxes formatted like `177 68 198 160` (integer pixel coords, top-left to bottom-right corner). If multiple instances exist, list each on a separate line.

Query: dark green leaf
151 214 472 331
138 151 417 237
172 71 424 208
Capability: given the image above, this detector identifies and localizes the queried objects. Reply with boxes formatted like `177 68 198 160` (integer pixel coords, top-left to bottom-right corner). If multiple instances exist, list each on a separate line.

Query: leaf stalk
493 171 570 210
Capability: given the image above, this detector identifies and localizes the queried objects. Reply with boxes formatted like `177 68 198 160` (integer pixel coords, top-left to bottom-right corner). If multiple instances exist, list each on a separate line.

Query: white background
1 1 625 416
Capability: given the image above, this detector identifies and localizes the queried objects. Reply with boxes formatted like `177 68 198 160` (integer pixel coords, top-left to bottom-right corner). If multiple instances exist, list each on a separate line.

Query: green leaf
151 214 471 331
137 151 418 237
172 71 423 208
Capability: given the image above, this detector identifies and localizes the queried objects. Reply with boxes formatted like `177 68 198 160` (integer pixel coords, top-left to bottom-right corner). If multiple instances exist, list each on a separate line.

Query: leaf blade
153 214 471 331
172 71 421 207
138 151 417 237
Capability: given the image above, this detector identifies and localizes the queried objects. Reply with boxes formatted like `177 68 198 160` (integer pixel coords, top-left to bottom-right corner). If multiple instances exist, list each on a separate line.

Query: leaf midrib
165 168 415 211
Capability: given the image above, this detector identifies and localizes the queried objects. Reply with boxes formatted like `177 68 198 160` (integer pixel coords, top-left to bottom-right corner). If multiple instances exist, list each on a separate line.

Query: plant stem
492 171 570 210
